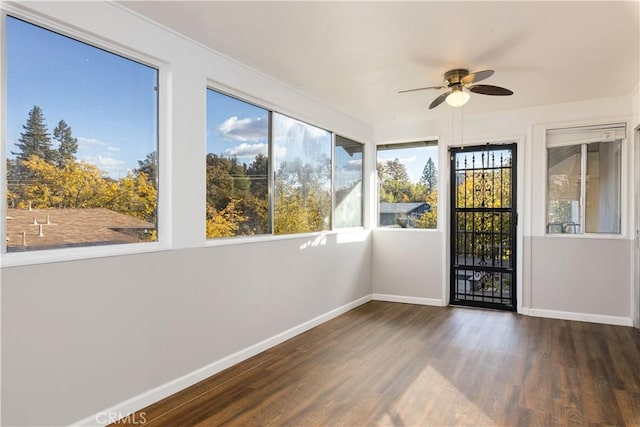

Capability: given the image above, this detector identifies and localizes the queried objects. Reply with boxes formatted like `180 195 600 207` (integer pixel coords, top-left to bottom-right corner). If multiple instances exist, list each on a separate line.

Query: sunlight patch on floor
377 365 495 426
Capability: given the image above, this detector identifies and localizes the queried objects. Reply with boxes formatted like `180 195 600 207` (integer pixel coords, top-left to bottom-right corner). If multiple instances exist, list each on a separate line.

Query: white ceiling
120 1 639 127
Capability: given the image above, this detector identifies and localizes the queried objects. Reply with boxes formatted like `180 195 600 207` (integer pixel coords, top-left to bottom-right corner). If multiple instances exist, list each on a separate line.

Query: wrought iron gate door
450 144 517 311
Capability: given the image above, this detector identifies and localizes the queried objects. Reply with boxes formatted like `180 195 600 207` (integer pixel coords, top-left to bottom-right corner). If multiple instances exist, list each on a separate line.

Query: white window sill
374 227 439 232
205 227 369 248
543 233 627 240
0 241 171 268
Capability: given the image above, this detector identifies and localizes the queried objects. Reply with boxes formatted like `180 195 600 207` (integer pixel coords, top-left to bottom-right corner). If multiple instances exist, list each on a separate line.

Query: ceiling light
446 88 470 107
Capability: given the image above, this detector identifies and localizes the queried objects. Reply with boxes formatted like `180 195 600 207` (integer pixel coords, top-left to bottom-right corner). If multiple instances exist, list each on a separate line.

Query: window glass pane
546 145 582 233
273 113 332 234
206 90 269 238
376 142 438 229
585 140 621 233
6 17 158 252
335 136 363 228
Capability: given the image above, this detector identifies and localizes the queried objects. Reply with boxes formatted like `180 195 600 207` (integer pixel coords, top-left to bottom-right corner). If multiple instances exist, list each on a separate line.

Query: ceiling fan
399 69 513 109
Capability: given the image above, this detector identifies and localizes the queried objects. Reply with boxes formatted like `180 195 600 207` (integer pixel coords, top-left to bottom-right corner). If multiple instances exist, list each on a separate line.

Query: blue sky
8 16 436 186
207 89 362 189
453 149 512 171
6 16 157 178
206 89 269 161
377 145 439 184
335 143 363 189
207 89 334 167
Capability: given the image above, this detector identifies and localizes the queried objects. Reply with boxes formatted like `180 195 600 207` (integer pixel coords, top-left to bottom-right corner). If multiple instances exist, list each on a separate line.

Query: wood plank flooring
115 302 640 426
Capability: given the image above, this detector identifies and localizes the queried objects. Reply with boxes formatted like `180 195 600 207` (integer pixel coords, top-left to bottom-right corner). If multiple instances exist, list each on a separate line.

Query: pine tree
420 157 438 193
53 119 78 167
13 106 55 164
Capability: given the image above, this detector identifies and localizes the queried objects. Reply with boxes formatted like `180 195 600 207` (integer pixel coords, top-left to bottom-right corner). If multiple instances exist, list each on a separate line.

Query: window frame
375 139 439 231
333 134 365 230
0 9 170 267
271 111 333 236
542 121 629 239
205 87 272 240
205 84 366 245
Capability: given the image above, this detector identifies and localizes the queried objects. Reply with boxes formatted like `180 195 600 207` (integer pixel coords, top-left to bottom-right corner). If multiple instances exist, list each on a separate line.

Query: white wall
0 1 637 425
372 230 442 304
372 96 635 322
2 234 372 426
529 237 631 320
0 2 372 425
634 85 639 127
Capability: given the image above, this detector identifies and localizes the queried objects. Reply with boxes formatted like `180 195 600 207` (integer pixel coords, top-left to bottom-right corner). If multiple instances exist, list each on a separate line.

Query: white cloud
273 116 329 141
401 155 417 163
378 154 417 164
275 146 287 158
77 136 107 148
218 116 267 142
222 142 268 158
81 155 128 177
107 146 121 152
341 159 363 170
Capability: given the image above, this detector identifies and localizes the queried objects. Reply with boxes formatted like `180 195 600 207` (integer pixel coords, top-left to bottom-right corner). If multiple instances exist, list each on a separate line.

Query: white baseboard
522 307 633 327
372 293 444 307
71 294 372 427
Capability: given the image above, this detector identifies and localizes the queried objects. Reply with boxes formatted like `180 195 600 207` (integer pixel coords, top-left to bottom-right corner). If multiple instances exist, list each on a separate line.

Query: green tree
109 172 157 223
420 157 437 193
12 106 55 164
135 151 158 188
52 119 78 167
206 200 248 238
6 158 22 207
19 155 157 223
206 153 271 237
415 190 438 229
377 158 413 202
273 156 331 234
273 179 326 234
21 155 113 209
247 153 268 198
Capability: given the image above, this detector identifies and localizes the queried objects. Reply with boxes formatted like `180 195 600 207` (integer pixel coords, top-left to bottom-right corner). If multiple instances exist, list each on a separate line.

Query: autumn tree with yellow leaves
377 158 438 229
7 106 158 227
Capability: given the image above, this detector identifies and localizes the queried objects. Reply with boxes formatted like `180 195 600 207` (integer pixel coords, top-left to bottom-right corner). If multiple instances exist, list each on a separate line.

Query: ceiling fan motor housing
444 69 469 86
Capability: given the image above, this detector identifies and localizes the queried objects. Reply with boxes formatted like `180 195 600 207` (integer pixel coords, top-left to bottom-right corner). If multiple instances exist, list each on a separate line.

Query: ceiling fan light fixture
446 89 470 107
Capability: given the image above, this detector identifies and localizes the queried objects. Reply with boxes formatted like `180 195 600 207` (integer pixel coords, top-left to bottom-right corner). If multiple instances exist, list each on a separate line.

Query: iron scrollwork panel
450 144 517 311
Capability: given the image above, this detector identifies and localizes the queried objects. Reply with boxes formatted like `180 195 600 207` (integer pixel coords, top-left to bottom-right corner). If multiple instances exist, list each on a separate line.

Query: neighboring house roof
379 202 429 215
6 208 154 251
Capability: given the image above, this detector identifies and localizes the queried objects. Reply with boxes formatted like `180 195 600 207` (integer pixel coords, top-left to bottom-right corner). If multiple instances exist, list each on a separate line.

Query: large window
206 90 355 238
376 141 438 229
273 113 332 234
546 124 624 234
206 90 269 238
5 17 159 252
335 136 364 228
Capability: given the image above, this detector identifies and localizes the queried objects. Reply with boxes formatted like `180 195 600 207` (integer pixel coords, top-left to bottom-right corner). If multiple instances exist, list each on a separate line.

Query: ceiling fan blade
461 69 494 85
398 85 446 94
468 84 513 96
429 92 450 109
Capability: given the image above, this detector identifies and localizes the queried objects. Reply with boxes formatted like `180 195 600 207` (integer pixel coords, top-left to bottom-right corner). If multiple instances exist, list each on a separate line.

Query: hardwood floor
117 301 640 426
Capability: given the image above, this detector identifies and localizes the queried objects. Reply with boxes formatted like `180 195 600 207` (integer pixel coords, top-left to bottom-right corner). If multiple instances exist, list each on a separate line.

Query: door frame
634 125 640 329
446 140 523 311
449 142 518 310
